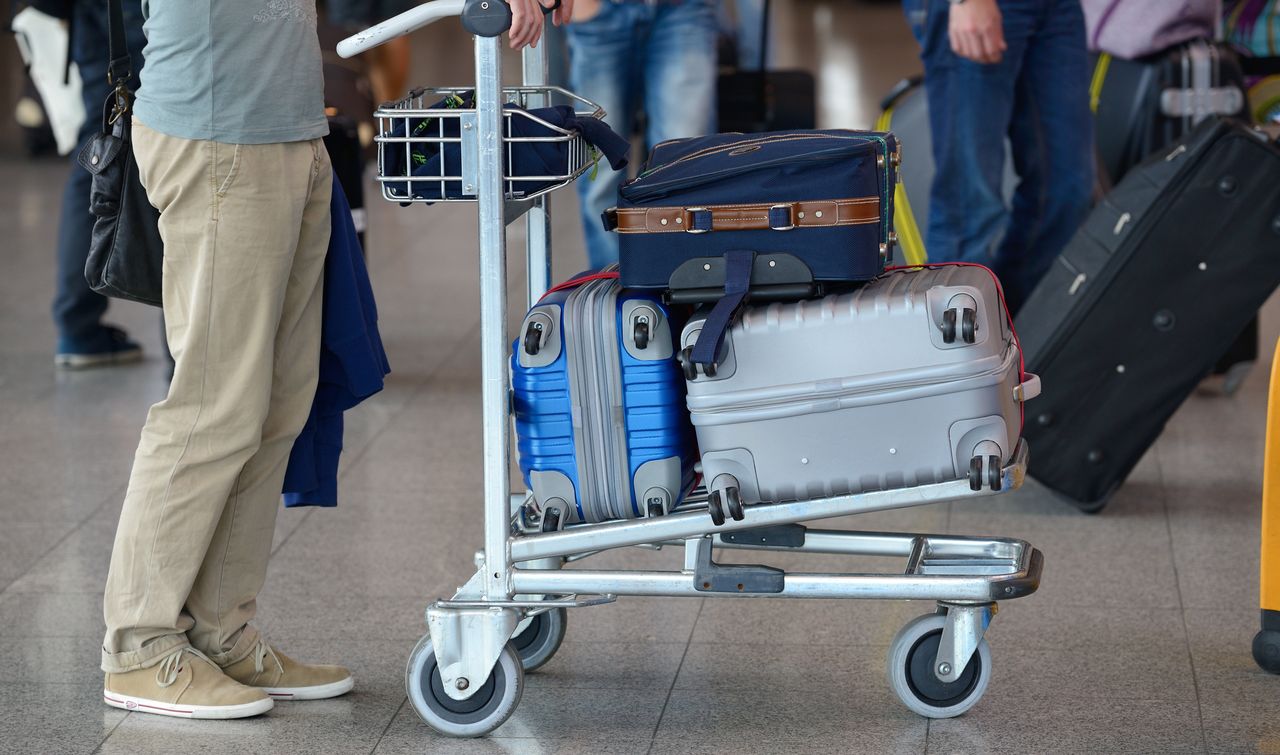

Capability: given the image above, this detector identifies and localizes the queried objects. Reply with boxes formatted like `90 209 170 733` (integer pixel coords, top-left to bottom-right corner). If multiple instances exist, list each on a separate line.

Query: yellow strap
895 183 928 265
1263 336 1280 612
1089 53 1112 114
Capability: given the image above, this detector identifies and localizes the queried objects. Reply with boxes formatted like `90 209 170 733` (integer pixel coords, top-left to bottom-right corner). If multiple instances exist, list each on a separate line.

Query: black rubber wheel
725 486 745 521
1253 630 1280 674
887 613 991 718
511 608 567 672
633 320 650 350
987 455 1002 491
941 308 958 344
704 361 717 378
523 323 541 356
647 501 664 518
540 507 561 533
680 347 698 381
968 456 983 491
707 490 727 526
961 309 977 344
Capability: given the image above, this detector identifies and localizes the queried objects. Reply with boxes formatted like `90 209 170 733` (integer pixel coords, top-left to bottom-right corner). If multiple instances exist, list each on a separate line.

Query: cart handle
337 0 562 58
337 0 466 58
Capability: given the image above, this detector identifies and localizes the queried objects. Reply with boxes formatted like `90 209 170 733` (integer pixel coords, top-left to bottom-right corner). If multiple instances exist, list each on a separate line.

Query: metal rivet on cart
1116 364 1126 373
480 1 489 7
703 263 711 271
1198 262 1207 271
465 184 474 193
937 662 951 676
463 122 472 129
456 678 470 690
1005 586 1014 594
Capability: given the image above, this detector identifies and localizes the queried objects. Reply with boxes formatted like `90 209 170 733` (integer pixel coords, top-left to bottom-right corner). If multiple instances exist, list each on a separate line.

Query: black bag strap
691 249 755 367
106 0 131 87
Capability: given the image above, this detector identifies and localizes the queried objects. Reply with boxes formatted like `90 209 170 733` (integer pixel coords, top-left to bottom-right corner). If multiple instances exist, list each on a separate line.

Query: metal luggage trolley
338 2 1044 737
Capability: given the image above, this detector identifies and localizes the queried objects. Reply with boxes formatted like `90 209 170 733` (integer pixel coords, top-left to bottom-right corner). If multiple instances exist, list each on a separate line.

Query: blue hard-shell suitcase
511 271 696 527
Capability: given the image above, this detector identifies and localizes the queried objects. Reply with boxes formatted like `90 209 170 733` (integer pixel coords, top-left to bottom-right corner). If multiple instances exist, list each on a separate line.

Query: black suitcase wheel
680 346 698 381
633 319 650 350
968 456 983 491
987 455 1002 491
961 309 977 344
941 309 958 344
704 360 717 378
707 490 727 526
725 486 745 521
524 322 543 356
647 500 664 518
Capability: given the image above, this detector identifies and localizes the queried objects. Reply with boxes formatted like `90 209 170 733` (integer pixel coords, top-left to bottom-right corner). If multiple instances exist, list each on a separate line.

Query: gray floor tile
926 696 1205 754
0 590 103 639
0 683 125 755
523 640 687 691
656 687 926 752
690 598 928 647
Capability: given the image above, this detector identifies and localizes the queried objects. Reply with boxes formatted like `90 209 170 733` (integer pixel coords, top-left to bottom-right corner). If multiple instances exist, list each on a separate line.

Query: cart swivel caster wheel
511 607 567 672
405 635 523 738
887 613 991 719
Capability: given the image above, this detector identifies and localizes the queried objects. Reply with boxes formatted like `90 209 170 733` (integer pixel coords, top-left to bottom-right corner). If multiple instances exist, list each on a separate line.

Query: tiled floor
3 1 1280 753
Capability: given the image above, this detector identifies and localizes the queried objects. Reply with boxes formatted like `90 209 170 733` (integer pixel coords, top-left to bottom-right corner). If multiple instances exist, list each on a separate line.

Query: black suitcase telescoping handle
461 0 562 37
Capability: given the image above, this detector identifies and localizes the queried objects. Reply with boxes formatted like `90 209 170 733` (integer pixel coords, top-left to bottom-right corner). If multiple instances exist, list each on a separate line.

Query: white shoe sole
104 691 274 719
55 348 143 369
262 675 354 701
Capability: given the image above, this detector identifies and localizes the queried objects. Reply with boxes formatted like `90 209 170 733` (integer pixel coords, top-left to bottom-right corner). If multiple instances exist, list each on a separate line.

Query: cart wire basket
375 85 605 203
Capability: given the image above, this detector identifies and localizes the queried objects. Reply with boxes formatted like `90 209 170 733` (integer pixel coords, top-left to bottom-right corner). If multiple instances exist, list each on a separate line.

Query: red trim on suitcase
540 270 621 298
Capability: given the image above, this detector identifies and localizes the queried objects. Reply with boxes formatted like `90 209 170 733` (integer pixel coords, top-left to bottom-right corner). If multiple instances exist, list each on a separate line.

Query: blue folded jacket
282 175 391 507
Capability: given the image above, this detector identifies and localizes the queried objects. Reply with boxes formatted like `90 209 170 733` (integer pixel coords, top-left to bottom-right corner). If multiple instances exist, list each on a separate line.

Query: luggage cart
338 3 1045 737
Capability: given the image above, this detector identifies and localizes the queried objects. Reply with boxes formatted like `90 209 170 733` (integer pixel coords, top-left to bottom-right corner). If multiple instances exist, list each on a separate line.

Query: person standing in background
566 0 719 269
325 0 414 105
52 0 147 368
905 0 1094 313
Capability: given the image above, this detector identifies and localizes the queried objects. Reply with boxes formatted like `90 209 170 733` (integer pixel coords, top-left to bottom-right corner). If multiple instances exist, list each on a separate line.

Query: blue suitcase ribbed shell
511 274 695 524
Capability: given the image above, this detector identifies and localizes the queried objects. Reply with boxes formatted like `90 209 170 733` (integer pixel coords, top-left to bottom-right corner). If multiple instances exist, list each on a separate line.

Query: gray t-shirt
134 0 328 145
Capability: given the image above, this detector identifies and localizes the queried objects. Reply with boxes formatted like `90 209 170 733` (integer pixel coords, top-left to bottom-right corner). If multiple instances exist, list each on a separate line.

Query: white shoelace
250 637 285 680
155 646 212 689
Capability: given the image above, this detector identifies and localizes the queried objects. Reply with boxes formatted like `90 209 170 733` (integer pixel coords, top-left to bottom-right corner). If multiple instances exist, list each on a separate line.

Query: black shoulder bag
77 0 163 306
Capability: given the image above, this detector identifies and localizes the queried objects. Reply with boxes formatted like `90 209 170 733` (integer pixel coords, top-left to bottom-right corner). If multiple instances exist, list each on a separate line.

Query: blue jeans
906 0 1093 312
53 0 148 345
567 0 718 269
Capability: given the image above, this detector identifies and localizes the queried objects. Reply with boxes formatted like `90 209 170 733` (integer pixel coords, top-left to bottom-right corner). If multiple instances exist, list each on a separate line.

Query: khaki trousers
101 121 331 672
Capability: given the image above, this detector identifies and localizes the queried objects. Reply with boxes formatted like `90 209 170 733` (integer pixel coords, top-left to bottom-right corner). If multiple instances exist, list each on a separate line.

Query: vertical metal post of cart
474 33 512 603
522 42 553 306
1254 336 1280 673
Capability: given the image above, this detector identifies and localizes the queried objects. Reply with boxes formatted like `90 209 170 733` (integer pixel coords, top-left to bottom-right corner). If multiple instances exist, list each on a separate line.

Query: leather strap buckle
769 204 796 231
684 207 710 234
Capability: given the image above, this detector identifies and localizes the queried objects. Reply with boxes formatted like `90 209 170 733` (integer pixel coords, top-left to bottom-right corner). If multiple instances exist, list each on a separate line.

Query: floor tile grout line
0 481 128 600
923 717 931 755
269 323 481 560
369 695 408 754
90 709 130 754
1153 440 1209 755
647 597 706 750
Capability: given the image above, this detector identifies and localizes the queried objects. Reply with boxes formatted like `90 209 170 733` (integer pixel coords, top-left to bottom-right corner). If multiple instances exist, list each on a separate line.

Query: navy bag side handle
691 250 755 367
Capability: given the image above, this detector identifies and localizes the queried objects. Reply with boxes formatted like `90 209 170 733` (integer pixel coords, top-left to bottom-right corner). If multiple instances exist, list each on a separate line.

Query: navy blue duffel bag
604 129 899 367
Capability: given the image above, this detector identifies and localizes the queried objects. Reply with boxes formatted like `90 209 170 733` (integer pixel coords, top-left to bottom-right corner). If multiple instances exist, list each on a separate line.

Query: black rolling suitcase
1016 118 1280 512
716 0 816 132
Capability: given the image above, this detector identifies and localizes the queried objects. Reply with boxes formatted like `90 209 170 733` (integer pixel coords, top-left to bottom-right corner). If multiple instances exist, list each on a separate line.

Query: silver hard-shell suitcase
678 265 1040 512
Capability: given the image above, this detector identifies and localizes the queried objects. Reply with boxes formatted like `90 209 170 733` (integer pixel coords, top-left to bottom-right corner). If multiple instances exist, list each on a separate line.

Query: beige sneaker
221 638 354 701
104 646 274 720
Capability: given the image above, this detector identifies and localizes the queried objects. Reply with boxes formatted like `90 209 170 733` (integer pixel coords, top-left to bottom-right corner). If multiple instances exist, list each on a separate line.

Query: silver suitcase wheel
511 607 568 672
886 613 991 719
405 634 524 737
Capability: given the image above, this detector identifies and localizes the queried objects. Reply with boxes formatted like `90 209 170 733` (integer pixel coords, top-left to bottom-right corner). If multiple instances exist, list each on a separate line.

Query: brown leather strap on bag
604 197 880 234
